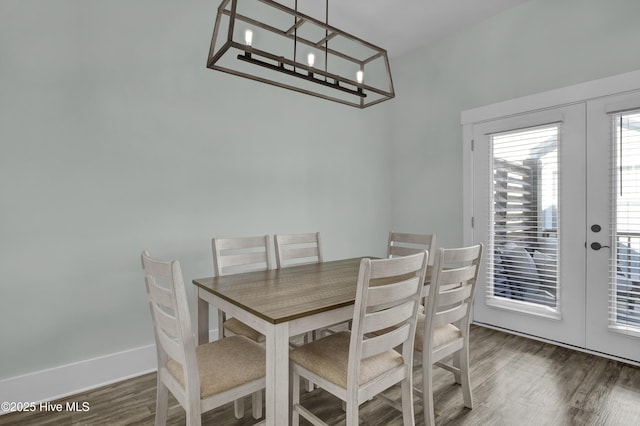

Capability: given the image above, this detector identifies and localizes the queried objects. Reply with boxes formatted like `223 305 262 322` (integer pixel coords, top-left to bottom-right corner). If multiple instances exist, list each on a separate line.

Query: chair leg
422 354 436 426
292 370 301 426
400 375 415 426
234 398 245 419
345 398 359 426
186 400 202 426
460 345 473 409
154 377 169 426
252 390 263 419
303 332 315 392
185 412 202 426
452 351 462 384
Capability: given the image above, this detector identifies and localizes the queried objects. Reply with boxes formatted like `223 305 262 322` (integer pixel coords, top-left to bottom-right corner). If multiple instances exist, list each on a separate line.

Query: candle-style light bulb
307 53 315 67
244 29 253 46
356 70 364 84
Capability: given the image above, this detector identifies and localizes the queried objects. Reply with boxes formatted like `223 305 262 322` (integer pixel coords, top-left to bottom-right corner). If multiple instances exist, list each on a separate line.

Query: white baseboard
0 330 218 415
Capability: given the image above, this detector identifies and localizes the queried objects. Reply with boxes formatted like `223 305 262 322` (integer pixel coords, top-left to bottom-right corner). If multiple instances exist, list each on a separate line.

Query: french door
470 91 640 364
586 92 640 362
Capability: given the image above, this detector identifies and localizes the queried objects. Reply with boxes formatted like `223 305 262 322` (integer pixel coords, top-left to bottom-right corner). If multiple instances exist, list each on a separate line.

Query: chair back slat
439 265 477 286
275 232 323 268
218 252 268 270
442 244 482 264
366 277 422 308
388 232 436 266
369 252 427 278
146 277 174 310
151 300 181 338
278 232 319 245
437 283 473 308
215 235 270 250
156 323 186 364
212 235 271 276
361 323 411 359
389 245 424 258
435 303 468 328
281 246 320 261
362 299 417 334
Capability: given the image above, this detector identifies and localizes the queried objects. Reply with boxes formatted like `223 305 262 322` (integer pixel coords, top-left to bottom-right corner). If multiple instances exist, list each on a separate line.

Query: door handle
591 242 610 250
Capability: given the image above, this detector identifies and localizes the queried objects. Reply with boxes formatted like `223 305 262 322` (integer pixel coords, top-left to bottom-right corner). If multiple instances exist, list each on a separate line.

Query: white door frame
469 104 586 346
462 69 640 364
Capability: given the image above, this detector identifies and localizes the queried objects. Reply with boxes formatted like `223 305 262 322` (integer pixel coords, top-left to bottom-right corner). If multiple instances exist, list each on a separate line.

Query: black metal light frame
207 0 395 109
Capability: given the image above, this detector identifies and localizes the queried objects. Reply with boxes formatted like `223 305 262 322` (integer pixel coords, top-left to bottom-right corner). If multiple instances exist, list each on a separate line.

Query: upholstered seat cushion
414 313 462 352
166 335 265 398
223 317 265 343
289 331 403 389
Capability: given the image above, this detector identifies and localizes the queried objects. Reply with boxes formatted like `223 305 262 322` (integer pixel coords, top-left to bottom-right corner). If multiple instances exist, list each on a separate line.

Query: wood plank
193 258 368 324
2 325 639 425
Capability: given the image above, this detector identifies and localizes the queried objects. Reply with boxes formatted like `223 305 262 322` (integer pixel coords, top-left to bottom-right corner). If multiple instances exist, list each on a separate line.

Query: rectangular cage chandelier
207 0 395 109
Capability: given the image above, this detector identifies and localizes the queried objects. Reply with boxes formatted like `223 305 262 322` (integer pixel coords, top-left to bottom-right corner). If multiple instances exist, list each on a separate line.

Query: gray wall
390 0 640 249
0 0 392 379
3 0 640 382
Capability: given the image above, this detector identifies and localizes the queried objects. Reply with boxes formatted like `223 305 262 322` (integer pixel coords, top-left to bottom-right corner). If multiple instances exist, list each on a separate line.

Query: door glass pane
490 125 559 310
612 111 640 332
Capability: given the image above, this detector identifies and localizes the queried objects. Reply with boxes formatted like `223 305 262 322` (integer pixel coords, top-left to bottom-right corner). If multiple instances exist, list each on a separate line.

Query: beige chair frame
290 252 428 426
274 231 323 268
417 244 483 426
212 235 272 342
388 231 437 267
211 235 271 417
141 251 266 426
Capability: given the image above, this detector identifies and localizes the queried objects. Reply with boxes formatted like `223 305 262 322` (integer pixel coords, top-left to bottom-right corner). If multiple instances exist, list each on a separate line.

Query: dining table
192 256 431 426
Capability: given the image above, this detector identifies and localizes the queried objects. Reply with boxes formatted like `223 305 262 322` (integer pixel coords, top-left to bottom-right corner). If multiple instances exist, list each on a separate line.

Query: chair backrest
348 252 428 390
423 244 483 354
212 235 272 276
388 232 437 266
274 232 323 268
141 251 199 398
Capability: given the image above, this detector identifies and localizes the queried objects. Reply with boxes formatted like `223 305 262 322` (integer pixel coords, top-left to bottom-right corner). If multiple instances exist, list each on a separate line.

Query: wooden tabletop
193 257 367 324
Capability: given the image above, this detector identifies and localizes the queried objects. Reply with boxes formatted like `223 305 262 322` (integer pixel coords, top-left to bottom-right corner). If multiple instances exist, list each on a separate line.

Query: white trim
0 329 218 415
474 322 640 368
462 124 474 247
0 345 156 415
461 69 640 125
485 297 562 321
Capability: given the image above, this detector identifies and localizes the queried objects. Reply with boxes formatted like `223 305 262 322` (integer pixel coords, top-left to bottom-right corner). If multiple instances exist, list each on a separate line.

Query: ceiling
277 0 529 58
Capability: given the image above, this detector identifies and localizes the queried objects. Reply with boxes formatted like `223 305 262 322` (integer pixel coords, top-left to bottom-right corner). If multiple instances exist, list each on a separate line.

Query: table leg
265 322 290 426
196 288 209 345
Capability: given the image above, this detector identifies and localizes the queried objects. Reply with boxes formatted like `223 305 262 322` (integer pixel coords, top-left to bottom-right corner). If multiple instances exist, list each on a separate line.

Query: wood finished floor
2 325 639 425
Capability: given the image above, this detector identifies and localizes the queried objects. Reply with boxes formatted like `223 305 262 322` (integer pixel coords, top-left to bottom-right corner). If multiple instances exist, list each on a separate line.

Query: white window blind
489 125 559 310
611 110 640 333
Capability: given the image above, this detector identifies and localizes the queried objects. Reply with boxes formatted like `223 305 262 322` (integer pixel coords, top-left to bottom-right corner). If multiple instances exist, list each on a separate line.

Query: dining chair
388 231 437 267
212 235 271 343
415 243 483 426
274 231 323 268
274 232 325 390
212 235 270 418
388 232 437 313
141 251 266 426
289 251 428 426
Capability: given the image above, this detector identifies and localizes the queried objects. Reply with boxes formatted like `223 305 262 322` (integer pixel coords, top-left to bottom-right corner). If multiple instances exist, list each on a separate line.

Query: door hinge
471 139 474 151
471 216 475 228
